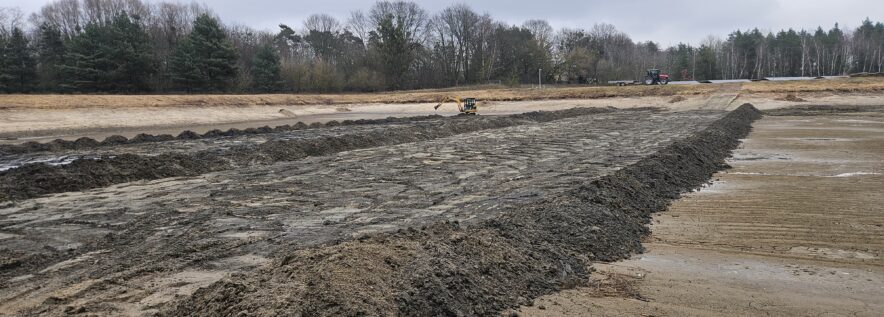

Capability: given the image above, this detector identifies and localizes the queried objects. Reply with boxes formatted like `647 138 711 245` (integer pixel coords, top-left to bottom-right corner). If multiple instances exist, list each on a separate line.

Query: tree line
0 1 883 93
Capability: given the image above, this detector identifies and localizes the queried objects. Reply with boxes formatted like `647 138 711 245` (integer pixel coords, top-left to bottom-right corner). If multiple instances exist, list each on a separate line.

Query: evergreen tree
670 43 694 80
170 14 239 92
250 45 283 92
0 28 38 93
37 23 67 91
0 35 6 92
695 45 718 80
370 15 413 90
62 14 155 92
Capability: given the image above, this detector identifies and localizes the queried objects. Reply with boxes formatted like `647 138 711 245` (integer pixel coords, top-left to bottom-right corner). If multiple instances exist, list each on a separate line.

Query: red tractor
644 69 670 85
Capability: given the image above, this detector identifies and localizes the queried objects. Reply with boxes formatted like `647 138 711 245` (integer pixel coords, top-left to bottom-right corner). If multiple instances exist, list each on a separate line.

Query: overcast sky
5 0 883 45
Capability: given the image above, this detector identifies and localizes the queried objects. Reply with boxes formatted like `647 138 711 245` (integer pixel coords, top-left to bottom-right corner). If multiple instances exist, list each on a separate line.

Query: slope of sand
516 112 884 316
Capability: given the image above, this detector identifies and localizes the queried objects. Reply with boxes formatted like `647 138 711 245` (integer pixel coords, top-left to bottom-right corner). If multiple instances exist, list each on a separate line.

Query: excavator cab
462 98 478 114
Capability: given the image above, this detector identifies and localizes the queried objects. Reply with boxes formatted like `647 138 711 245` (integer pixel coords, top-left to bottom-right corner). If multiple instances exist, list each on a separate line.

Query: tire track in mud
1 108 723 316
165 104 762 316
0 108 622 202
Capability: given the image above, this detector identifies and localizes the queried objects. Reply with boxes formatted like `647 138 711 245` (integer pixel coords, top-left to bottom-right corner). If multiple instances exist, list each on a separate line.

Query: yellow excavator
433 96 479 115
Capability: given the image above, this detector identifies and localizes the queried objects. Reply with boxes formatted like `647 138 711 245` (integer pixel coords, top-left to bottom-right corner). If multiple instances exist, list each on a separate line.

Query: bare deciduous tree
304 13 341 33
0 7 25 36
369 1 429 45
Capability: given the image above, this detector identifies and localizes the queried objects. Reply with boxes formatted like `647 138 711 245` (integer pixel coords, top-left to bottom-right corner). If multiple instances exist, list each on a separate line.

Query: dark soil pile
164 104 761 316
0 115 450 155
0 107 624 202
775 93 807 102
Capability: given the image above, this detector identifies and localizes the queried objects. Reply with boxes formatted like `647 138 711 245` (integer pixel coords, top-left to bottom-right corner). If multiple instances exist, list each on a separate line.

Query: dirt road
516 107 884 316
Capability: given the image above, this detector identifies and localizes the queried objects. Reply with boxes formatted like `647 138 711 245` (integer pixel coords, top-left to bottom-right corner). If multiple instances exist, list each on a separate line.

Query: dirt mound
0 107 622 202
669 95 687 103
163 104 761 316
0 114 449 155
775 93 806 102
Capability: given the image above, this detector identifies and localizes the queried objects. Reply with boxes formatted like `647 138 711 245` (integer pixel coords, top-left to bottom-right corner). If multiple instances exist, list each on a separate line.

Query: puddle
728 172 766 176
730 153 790 161
0 155 107 172
836 119 884 124
827 172 881 177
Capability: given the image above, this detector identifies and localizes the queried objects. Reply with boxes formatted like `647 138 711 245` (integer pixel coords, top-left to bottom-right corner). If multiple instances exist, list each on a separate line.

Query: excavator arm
434 96 464 112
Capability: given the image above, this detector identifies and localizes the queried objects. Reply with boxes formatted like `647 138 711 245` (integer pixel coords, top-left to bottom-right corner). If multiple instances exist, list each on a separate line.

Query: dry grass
742 77 884 94
2 77 882 110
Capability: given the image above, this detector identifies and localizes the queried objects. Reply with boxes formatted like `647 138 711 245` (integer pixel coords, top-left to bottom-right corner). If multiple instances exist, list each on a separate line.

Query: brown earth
515 106 884 316
0 106 758 316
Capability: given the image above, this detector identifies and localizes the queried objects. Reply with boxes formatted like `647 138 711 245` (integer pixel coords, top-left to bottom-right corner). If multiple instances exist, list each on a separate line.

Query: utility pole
538 68 543 89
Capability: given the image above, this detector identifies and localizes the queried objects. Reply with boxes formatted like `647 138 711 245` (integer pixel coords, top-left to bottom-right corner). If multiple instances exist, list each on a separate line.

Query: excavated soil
0 105 760 316
0 115 451 155
0 108 622 202
165 105 760 316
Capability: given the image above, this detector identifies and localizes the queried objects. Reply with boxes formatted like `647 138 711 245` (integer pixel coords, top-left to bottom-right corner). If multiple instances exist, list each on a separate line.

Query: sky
4 0 883 46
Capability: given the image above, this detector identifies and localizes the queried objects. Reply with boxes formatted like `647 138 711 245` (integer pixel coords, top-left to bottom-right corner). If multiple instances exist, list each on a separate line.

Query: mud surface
0 105 759 316
0 108 623 201
165 104 759 316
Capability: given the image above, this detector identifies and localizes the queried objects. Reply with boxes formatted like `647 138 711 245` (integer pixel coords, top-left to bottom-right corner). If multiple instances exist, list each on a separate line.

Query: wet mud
165 104 761 316
0 108 622 202
0 105 759 316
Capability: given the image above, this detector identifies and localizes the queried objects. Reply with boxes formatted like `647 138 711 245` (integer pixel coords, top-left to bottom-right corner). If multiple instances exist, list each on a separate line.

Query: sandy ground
516 112 884 316
2 80 883 144
0 99 665 142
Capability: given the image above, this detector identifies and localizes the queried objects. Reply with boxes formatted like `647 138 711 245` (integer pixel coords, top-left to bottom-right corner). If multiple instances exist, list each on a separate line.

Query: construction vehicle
433 96 479 115
644 69 670 85
608 69 671 86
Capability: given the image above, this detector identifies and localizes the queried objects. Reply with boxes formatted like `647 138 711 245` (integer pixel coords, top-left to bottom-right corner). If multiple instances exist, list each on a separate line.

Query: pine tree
370 15 413 90
250 45 283 92
62 14 155 92
0 28 38 93
695 45 718 80
37 23 67 91
170 14 239 92
0 34 7 92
